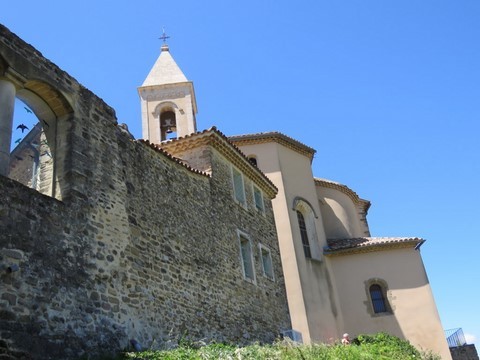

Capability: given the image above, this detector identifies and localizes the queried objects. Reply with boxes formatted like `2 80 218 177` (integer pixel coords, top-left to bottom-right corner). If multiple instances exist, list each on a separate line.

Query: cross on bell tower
159 27 171 52
159 27 170 44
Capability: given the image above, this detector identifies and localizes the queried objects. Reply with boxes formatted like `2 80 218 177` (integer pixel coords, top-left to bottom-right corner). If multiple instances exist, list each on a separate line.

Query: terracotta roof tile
141 127 278 197
324 237 425 256
314 177 370 211
229 132 316 161
137 139 211 177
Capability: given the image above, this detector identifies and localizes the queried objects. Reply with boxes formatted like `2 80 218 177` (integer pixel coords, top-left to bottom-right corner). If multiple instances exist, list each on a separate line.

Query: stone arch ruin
0 47 74 199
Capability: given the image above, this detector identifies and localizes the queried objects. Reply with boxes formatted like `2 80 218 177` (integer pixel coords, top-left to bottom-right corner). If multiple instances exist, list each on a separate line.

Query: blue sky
3 0 479 347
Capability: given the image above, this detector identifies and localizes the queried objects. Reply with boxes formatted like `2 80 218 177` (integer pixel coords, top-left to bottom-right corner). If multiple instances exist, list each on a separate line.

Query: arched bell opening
160 109 177 140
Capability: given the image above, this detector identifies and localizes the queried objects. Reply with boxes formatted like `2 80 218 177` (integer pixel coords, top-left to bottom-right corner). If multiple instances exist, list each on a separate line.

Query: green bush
354 332 421 358
119 333 440 360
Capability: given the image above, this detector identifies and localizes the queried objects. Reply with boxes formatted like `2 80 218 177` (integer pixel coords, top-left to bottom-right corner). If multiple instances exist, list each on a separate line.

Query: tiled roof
229 132 316 161
314 178 370 211
137 139 211 177
147 127 278 198
324 237 425 256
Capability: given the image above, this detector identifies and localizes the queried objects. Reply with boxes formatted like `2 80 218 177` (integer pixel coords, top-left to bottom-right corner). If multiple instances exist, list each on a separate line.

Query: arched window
364 278 393 316
369 284 388 313
247 156 257 166
293 197 321 260
297 210 312 258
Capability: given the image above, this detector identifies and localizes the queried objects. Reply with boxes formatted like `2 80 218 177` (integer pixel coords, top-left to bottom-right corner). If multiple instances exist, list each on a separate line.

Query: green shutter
233 169 245 204
240 237 253 280
254 187 264 211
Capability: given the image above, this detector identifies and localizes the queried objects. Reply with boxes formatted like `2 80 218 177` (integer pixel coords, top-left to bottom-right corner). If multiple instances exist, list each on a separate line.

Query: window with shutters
253 185 264 213
238 231 255 283
259 244 274 280
231 167 246 206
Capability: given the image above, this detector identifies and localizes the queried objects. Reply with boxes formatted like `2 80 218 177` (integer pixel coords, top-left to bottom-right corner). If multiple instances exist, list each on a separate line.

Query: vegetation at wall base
116 333 440 360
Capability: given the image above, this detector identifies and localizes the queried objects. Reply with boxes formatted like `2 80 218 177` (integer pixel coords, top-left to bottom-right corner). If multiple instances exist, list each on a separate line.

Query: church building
0 24 451 359
137 39 451 359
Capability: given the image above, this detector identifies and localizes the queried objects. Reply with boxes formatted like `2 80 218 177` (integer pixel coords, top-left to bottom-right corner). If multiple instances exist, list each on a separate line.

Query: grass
105 333 440 360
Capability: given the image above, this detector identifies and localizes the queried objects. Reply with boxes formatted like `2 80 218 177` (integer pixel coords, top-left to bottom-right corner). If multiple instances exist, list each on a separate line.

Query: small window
370 284 388 313
297 210 312 258
239 233 255 282
247 156 258 166
232 167 246 205
253 185 264 212
260 245 274 280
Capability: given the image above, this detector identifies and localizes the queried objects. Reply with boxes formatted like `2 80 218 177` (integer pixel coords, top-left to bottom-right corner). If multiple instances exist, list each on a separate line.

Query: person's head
343 333 349 339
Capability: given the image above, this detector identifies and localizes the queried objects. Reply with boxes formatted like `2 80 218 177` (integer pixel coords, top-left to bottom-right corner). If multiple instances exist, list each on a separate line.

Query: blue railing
445 328 467 348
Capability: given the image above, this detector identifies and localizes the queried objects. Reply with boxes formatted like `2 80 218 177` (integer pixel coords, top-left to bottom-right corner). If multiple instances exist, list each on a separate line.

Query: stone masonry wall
0 24 290 359
451 345 480 360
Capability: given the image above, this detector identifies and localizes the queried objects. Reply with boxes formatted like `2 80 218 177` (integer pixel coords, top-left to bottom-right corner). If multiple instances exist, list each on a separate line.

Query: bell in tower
160 110 176 139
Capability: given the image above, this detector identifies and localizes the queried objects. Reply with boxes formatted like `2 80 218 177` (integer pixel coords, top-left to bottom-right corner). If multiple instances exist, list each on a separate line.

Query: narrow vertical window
253 185 264 212
239 234 255 282
232 167 246 205
370 284 387 313
297 210 311 258
260 245 274 280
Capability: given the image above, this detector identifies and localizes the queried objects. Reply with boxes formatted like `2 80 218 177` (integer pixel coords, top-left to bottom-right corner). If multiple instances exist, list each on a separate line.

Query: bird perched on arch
16 124 29 133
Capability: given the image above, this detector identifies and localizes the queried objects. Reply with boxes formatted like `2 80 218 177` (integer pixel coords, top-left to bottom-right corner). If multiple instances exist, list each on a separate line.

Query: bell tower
138 38 197 143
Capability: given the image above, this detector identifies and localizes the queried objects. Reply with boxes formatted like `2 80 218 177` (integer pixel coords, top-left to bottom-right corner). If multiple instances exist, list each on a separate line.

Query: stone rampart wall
0 24 290 359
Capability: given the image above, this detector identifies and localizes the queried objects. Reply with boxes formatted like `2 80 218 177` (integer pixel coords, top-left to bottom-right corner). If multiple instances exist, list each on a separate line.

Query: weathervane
159 27 170 44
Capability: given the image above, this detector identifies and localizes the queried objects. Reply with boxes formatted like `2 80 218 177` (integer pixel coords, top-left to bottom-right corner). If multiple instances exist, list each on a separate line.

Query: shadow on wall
319 199 351 239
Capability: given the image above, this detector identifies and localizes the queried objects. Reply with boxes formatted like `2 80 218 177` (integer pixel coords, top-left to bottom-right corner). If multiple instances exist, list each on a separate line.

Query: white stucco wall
236 141 342 344
316 186 365 239
327 248 451 359
235 138 450 359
